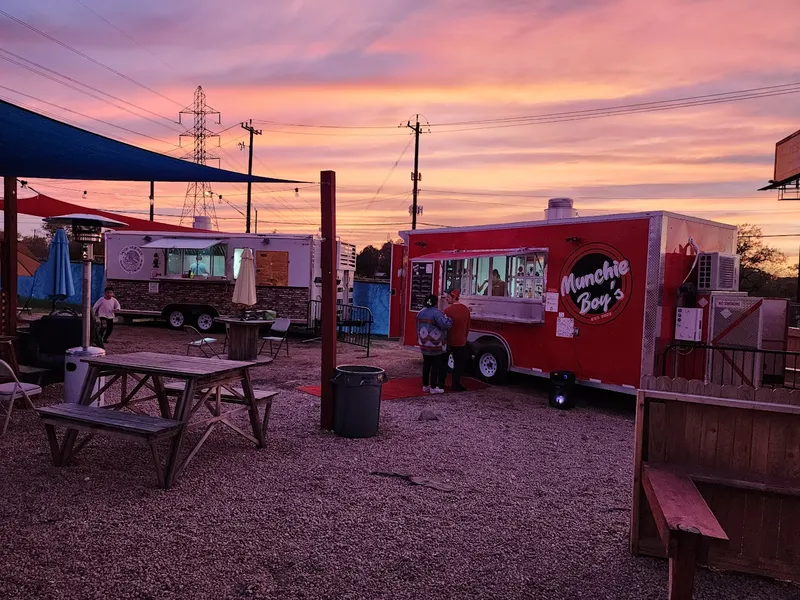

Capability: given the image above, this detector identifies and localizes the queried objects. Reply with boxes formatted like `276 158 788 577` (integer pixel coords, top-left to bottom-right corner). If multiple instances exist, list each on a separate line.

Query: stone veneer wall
108 279 310 320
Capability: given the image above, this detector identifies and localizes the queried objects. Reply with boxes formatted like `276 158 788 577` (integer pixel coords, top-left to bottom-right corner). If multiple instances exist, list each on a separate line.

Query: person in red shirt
443 288 471 391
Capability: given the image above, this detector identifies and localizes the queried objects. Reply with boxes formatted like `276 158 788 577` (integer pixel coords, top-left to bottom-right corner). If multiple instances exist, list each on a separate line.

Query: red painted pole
1 177 17 336
320 170 337 430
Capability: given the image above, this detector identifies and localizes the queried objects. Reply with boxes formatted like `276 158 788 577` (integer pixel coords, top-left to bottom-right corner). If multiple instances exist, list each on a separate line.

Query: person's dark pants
99 317 114 342
448 345 470 388
422 353 446 388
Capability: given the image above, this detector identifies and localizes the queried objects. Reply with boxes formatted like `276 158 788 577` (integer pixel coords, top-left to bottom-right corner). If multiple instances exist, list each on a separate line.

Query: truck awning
412 248 537 261
141 238 223 250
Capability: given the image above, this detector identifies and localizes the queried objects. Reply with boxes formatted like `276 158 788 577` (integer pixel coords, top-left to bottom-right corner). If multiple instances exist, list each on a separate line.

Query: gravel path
0 324 798 600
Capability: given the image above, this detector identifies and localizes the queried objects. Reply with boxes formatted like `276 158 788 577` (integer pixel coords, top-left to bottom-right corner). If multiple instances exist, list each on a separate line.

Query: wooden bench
163 380 278 402
631 389 800 593
641 464 728 599
38 403 183 487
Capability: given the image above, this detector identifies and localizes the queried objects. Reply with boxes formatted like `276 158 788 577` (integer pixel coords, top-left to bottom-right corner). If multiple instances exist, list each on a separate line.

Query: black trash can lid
336 365 385 375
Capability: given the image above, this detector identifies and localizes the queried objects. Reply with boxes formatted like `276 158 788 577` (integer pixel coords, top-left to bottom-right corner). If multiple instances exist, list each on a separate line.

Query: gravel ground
1 323 798 600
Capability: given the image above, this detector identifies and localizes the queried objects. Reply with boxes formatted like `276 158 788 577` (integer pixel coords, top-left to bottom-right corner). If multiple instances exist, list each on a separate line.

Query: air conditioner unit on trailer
697 252 740 292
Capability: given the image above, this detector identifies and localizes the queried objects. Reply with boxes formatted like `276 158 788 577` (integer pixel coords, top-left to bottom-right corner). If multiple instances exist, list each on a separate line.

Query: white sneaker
422 386 431 393
430 387 445 394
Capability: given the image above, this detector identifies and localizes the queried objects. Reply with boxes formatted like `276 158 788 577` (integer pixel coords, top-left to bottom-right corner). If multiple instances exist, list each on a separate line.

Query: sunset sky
2 0 800 255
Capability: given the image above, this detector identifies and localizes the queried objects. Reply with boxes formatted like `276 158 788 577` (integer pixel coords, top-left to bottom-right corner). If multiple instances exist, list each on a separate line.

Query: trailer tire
196 312 216 332
167 309 186 330
474 344 508 384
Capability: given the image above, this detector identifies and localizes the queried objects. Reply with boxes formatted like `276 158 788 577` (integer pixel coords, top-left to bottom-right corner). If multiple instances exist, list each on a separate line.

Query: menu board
410 261 434 311
255 251 289 287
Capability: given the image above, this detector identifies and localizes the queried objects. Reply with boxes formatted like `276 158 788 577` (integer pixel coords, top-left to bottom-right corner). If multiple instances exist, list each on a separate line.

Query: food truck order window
443 251 547 300
165 244 225 278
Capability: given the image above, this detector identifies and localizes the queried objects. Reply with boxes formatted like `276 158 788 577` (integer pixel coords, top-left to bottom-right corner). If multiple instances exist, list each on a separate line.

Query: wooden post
320 170 336 431
1 177 18 336
668 528 701 600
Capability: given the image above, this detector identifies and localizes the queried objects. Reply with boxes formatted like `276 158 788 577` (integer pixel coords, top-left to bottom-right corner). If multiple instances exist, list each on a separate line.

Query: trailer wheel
167 309 186 329
196 312 215 332
474 345 508 384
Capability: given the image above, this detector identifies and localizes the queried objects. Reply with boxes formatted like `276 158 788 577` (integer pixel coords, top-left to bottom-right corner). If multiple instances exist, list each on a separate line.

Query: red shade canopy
0 193 208 232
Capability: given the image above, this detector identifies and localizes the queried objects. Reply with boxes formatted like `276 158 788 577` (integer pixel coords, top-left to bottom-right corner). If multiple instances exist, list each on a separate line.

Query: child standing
93 286 121 344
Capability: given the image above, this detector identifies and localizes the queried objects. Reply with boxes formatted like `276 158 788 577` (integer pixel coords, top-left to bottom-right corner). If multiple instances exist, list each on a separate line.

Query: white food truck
104 230 356 331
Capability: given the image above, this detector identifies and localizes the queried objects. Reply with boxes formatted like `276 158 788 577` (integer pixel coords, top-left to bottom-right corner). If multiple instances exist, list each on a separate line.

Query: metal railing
307 300 374 356
661 341 800 389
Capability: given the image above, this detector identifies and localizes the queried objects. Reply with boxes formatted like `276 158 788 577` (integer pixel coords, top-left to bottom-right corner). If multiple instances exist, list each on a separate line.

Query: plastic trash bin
332 365 388 438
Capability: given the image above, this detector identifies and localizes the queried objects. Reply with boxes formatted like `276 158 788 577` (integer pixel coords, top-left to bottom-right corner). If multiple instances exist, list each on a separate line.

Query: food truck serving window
165 244 226 278
443 251 547 300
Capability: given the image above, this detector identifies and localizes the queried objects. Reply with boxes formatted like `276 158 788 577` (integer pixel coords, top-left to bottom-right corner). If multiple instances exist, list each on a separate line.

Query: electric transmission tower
179 86 221 228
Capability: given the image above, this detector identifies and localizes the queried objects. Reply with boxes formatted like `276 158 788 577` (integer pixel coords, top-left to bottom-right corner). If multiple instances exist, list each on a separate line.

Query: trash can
549 371 576 409
65 346 106 405
332 365 388 438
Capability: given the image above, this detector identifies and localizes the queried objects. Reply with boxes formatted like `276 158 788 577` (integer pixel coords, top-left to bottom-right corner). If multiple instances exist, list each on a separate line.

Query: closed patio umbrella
232 248 257 307
45 228 75 303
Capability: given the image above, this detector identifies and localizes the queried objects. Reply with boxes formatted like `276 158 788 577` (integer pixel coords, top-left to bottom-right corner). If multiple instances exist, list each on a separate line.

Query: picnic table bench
631 389 800 598
37 352 273 489
38 404 182 487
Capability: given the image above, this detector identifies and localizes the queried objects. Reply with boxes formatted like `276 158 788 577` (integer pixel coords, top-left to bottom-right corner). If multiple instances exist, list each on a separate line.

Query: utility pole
149 181 154 221
241 119 262 233
254 208 258 234
405 115 422 229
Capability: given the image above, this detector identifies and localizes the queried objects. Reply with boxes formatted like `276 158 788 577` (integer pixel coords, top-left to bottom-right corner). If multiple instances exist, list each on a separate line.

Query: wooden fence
640 375 800 406
631 388 800 584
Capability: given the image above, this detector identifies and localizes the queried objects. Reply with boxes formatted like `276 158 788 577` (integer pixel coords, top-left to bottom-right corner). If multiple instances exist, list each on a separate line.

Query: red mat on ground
297 375 488 400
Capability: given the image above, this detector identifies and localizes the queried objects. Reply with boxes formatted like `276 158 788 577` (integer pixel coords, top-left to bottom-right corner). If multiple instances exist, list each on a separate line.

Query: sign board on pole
774 128 800 184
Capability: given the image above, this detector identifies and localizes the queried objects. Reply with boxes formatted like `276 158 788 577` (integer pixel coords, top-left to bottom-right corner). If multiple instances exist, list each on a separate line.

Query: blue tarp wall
352 280 390 336
18 260 105 306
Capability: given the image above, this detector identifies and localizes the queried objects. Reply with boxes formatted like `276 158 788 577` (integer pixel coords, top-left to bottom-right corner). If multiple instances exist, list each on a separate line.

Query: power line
254 120 399 130
364 136 414 210
0 85 181 148
430 88 800 132
429 81 800 127
0 48 181 131
0 8 183 107
71 0 177 73
246 81 800 134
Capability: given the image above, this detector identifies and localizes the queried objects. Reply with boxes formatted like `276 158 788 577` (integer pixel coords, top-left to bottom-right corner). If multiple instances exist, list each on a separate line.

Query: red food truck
394 199 753 394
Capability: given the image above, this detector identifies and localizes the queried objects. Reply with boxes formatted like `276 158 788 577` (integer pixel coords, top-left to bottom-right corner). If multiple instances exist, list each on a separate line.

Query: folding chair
185 325 220 358
0 358 41 436
259 317 291 358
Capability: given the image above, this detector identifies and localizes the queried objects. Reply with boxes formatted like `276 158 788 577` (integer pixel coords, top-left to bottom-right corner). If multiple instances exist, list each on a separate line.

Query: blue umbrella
46 228 75 301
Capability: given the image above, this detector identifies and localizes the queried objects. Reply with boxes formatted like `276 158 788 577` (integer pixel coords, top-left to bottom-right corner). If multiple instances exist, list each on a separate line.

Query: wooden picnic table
216 317 275 361
51 352 269 488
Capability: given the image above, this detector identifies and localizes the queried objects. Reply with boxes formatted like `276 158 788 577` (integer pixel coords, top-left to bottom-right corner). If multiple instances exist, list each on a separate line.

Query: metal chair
185 325 219 358
221 322 231 353
259 317 291 358
0 358 41 436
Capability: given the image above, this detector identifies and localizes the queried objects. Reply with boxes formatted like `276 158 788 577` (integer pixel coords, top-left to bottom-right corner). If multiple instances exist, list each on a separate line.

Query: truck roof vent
544 197 578 220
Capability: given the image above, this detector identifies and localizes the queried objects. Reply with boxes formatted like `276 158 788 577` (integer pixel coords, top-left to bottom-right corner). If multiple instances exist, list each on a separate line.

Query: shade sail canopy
0 193 209 232
413 248 539 261
0 99 305 183
142 238 222 250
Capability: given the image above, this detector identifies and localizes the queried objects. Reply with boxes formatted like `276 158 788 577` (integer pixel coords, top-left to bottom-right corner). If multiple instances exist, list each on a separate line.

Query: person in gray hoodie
416 294 453 394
